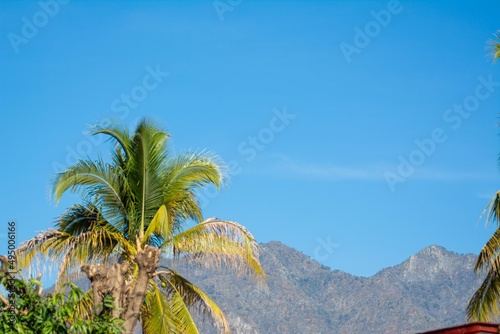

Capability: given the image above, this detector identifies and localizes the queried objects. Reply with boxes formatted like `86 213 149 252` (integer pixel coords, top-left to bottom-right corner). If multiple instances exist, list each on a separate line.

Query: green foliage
0 272 124 333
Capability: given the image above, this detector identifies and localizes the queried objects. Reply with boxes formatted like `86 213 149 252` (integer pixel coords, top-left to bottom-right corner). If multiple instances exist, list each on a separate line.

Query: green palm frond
91 124 131 159
468 268 500 321
488 31 500 62
475 192 500 272
470 192 500 320
476 228 500 273
164 151 224 192
142 282 182 333
92 125 131 185
163 151 225 228
159 271 229 333
169 288 200 334
127 119 170 240
53 159 126 229
56 204 101 235
144 205 171 246
170 218 265 279
485 192 500 225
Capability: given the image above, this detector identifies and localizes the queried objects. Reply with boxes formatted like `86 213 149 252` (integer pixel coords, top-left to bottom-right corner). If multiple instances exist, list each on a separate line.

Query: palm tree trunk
123 245 160 334
81 261 130 316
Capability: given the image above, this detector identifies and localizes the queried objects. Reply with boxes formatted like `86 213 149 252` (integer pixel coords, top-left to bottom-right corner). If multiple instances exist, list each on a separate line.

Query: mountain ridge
184 241 485 334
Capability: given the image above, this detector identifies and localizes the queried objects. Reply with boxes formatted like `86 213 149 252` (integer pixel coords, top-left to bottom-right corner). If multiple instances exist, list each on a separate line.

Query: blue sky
1 0 500 280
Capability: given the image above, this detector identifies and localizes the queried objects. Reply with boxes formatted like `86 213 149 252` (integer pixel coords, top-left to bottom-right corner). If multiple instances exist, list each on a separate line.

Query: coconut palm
16 118 265 333
467 32 500 321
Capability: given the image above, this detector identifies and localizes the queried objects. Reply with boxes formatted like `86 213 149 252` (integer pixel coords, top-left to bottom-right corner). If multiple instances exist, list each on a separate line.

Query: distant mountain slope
177 242 484 334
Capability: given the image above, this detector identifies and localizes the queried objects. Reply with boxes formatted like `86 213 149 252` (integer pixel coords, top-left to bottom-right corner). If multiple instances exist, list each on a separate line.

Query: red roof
417 322 499 334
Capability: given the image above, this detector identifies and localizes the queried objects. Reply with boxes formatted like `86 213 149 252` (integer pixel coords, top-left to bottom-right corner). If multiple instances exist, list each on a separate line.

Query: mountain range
175 241 485 334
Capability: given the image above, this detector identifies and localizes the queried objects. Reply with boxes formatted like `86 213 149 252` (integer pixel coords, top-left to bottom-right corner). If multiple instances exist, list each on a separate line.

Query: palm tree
16 118 265 333
467 32 500 321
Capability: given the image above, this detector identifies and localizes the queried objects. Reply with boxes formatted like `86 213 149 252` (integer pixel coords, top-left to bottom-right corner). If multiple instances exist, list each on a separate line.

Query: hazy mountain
177 242 484 334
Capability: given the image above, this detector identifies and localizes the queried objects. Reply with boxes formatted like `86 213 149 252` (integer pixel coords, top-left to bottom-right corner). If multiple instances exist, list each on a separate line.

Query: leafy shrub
0 272 124 333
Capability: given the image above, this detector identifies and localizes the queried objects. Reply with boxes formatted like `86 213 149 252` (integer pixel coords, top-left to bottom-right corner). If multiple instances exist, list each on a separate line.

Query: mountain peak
417 244 451 257
395 245 476 282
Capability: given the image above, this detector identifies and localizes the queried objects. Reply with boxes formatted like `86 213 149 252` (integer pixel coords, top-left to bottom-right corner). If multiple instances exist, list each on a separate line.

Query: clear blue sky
1 0 500 280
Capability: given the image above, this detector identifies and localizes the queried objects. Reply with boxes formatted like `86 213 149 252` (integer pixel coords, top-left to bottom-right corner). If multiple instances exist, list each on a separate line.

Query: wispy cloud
273 155 384 181
256 154 386 181
409 169 492 181
253 154 497 183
